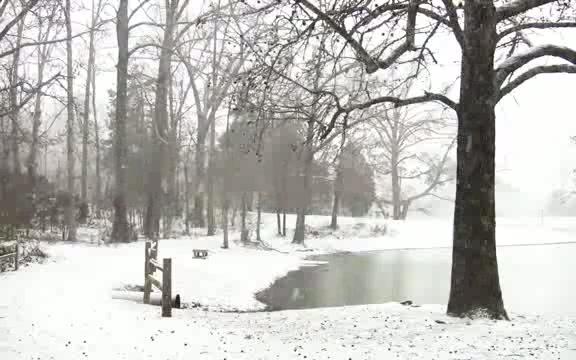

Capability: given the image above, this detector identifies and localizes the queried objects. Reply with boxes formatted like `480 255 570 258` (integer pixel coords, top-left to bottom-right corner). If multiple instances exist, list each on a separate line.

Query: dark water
257 243 576 315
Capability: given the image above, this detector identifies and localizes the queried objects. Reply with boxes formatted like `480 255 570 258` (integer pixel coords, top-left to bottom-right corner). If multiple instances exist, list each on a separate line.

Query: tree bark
292 118 314 244
28 16 53 199
276 208 281 236
193 121 206 228
92 57 101 219
206 111 216 236
256 192 262 242
330 130 346 229
390 148 402 220
184 163 190 234
9 18 25 177
240 192 248 243
64 0 76 241
447 0 507 320
145 1 175 238
110 0 130 242
80 3 97 223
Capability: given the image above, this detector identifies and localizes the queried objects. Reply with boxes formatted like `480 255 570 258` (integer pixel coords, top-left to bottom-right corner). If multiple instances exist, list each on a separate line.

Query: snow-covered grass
1 214 576 359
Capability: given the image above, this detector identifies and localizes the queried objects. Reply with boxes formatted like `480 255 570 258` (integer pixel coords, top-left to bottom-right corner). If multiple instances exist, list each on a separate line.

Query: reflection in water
257 243 576 315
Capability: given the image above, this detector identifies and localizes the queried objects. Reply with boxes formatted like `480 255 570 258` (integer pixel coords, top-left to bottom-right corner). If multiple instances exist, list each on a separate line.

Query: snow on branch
498 22 576 41
495 44 576 86
497 64 576 101
495 0 557 22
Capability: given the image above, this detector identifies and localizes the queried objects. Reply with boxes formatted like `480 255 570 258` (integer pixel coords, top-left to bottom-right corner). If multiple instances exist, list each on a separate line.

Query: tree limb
298 0 420 74
496 0 556 22
495 44 576 86
497 64 576 102
498 22 576 41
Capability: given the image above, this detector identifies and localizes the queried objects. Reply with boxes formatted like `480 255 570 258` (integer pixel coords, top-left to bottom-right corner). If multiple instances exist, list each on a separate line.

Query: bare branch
440 0 465 49
0 0 40 42
496 0 556 22
495 44 576 86
0 30 90 59
321 91 457 139
298 0 420 74
498 22 576 41
497 64 576 101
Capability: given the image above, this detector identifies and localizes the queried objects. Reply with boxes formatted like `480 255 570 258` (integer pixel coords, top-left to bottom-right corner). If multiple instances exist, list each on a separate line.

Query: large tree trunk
64 0 77 241
145 2 175 238
292 119 314 244
447 0 507 320
110 0 130 242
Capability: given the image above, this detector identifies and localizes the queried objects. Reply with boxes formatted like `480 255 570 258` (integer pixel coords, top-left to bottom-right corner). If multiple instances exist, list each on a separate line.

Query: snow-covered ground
1 214 576 359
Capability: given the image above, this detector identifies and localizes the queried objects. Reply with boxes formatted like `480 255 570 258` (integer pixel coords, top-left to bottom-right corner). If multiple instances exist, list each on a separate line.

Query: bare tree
368 103 455 220
27 3 59 195
110 0 129 242
281 0 576 319
64 0 76 241
80 0 105 223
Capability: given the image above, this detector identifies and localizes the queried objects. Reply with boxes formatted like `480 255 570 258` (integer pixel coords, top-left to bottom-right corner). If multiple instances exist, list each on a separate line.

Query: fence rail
143 240 172 317
0 243 18 271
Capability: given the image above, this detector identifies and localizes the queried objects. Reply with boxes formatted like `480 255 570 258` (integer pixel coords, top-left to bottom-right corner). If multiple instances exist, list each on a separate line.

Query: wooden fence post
162 258 172 317
14 244 18 271
143 242 151 304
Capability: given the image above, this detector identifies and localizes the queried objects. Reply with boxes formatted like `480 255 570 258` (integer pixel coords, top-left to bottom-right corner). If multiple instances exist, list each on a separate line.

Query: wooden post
14 244 18 271
143 242 151 304
162 258 172 317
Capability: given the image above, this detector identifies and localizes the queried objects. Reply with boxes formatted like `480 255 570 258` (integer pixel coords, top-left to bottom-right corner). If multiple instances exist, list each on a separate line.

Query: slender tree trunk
240 192 248 243
92 60 101 219
80 6 97 222
256 192 262 242
222 196 229 248
231 204 236 227
64 0 77 241
28 27 51 198
447 0 507 320
292 118 314 244
184 163 190 234
206 111 216 236
390 149 402 220
330 131 346 229
282 209 286 237
110 0 130 242
9 19 25 177
193 121 206 228
80 7 97 223
400 201 410 220
276 208 281 236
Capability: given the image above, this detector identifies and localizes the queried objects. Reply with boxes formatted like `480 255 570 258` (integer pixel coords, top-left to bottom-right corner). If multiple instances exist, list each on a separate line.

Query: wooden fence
0 243 18 271
143 240 172 317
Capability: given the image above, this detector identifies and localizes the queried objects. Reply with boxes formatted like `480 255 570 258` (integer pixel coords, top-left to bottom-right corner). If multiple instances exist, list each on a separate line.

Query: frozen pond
257 242 576 315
